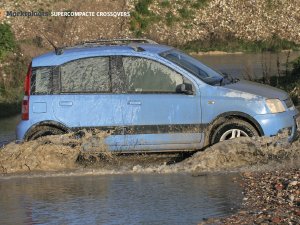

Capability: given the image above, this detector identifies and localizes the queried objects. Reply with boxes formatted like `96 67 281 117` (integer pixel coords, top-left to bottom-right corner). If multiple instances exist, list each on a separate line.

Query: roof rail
78 38 158 46
53 38 158 55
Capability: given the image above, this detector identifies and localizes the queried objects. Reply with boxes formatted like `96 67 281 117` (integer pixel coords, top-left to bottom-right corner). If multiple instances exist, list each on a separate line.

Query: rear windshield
160 49 224 85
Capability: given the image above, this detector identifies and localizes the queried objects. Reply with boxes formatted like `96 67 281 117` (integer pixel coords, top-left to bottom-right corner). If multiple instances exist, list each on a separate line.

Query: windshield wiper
232 77 240 83
220 73 240 85
219 73 229 86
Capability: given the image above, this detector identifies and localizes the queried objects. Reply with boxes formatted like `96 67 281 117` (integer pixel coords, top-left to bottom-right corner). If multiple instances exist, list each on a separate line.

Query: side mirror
176 83 193 95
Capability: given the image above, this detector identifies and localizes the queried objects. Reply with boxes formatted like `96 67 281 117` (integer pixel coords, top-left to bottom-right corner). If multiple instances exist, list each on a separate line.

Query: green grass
130 0 161 37
0 23 28 117
177 8 194 19
160 0 171 7
191 0 209 9
135 0 153 15
166 11 179 26
0 23 16 60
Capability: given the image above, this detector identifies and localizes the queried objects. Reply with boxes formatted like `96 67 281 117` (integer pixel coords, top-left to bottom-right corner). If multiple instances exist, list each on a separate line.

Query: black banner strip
72 124 208 135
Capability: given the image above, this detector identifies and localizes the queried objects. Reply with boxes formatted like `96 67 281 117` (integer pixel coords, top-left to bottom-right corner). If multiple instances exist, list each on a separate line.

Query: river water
0 114 20 146
0 173 242 225
196 51 300 79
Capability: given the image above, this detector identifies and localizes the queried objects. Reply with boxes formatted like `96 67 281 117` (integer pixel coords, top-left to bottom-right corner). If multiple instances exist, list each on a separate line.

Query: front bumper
254 108 298 141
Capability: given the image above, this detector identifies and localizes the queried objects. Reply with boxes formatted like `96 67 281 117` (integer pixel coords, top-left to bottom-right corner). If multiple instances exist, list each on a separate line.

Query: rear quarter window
31 67 52 94
60 57 110 93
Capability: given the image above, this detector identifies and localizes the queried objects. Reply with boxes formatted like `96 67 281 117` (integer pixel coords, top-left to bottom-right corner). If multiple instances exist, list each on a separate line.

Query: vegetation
177 8 194 19
0 23 27 116
0 23 16 60
130 0 209 33
165 11 179 26
249 56 300 105
191 0 209 9
130 0 160 37
159 0 171 7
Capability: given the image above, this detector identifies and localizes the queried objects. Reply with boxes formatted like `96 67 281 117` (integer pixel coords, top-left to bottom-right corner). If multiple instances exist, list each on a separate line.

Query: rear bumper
16 120 32 141
254 108 298 141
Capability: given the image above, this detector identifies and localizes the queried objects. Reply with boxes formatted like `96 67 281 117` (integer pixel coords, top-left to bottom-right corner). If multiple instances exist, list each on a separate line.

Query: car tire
27 126 65 141
211 119 259 145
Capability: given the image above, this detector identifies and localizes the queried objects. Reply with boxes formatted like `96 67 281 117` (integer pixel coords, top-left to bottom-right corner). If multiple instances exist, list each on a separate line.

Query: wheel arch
24 120 70 141
205 111 264 145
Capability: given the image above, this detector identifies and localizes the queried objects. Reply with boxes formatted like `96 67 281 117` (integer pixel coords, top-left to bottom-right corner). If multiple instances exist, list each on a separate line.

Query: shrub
160 0 170 7
130 0 160 37
0 23 16 60
191 0 209 9
166 11 177 26
177 8 194 19
135 0 153 15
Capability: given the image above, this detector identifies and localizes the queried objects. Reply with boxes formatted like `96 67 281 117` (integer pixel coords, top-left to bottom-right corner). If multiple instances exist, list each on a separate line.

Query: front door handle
128 100 142 105
59 101 73 106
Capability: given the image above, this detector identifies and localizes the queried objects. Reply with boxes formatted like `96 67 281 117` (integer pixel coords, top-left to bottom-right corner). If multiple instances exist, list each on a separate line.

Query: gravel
199 169 300 225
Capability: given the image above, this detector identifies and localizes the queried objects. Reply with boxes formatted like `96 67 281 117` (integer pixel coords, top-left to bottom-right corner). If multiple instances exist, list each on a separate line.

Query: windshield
160 49 229 85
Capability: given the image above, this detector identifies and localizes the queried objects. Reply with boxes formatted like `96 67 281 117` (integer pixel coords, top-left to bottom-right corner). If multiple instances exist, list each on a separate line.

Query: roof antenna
41 33 64 55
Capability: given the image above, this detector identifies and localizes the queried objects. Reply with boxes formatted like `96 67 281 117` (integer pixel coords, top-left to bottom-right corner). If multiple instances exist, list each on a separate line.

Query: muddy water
0 173 242 225
196 51 300 78
0 114 19 146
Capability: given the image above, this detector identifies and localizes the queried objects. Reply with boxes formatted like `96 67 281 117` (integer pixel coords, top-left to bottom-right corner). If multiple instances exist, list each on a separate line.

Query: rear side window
31 67 52 94
122 57 184 93
60 57 110 93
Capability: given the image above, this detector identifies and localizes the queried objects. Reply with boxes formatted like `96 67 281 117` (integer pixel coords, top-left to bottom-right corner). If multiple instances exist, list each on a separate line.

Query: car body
16 39 298 152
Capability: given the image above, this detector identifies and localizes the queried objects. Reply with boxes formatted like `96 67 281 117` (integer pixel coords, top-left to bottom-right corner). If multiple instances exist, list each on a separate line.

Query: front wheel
211 119 259 145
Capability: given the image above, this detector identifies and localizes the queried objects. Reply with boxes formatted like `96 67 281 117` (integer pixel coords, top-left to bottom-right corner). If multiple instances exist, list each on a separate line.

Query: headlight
265 99 286 113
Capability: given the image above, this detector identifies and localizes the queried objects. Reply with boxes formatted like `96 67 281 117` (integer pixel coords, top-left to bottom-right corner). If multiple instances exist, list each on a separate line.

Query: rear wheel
26 126 65 141
211 119 259 145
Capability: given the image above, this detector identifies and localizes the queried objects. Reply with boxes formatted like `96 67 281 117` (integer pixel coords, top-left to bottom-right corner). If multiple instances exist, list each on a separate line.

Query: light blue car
16 39 298 152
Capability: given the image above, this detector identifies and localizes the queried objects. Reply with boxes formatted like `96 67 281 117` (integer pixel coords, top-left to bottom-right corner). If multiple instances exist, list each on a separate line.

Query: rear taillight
21 96 29 120
22 63 32 120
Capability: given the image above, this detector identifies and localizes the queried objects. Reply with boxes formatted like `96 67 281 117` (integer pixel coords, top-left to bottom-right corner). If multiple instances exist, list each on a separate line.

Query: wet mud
0 126 299 176
0 130 108 174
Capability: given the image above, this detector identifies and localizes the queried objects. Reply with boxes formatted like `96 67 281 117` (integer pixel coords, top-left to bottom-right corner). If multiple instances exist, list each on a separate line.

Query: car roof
32 44 173 67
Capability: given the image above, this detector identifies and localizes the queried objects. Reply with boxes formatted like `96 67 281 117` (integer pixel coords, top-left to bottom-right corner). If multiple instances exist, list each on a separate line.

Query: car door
120 56 203 151
52 56 126 150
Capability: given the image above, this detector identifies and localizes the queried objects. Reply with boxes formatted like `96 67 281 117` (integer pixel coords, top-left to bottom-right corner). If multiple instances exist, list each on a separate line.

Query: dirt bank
2 0 300 48
199 169 300 225
0 130 108 174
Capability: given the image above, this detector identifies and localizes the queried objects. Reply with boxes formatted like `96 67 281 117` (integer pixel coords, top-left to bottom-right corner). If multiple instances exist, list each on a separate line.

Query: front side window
60 57 110 93
160 49 225 85
122 57 184 93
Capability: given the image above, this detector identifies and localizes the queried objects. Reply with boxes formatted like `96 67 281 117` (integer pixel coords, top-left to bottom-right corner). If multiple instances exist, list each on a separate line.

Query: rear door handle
127 100 142 105
59 101 73 106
